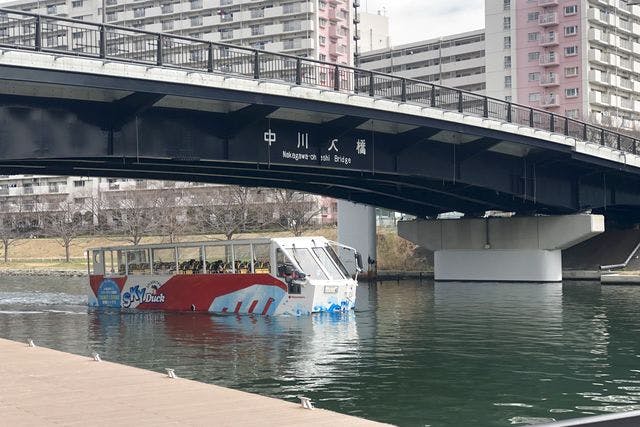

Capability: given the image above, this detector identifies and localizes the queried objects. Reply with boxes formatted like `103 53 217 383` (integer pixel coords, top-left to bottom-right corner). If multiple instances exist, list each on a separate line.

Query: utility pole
353 0 360 67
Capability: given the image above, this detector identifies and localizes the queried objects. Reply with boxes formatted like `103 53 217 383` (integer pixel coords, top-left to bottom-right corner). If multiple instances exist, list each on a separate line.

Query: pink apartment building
486 0 640 128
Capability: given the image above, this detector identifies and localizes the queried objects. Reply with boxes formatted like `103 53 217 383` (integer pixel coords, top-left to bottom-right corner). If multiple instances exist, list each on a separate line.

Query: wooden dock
0 337 389 426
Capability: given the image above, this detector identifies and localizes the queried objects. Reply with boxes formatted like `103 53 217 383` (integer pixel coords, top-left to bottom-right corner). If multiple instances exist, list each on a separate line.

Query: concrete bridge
0 8 637 281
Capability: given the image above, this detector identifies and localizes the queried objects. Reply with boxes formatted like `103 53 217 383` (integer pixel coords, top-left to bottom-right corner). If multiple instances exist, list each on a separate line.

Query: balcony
539 53 559 67
539 32 558 47
540 73 559 87
539 13 558 27
541 94 559 107
538 0 558 6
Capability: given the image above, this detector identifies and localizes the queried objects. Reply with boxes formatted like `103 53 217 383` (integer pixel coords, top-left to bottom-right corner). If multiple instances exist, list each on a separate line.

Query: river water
2 276 640 426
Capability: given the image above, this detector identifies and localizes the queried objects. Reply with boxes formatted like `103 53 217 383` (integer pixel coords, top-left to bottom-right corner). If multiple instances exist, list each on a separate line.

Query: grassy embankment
0 228 432 272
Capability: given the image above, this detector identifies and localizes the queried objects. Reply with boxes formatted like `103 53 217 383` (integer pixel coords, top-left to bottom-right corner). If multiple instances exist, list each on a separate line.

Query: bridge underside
2 64 640 222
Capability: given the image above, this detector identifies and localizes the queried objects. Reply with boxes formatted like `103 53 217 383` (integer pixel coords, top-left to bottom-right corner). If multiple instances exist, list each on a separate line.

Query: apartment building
486 0 640 127
4 0 353 64
358 30 486 94
357 10 389 54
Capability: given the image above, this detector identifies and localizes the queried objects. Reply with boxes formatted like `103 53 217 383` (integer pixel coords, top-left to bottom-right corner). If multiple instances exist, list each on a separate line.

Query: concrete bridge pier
338 201 377 278
398 215 605 282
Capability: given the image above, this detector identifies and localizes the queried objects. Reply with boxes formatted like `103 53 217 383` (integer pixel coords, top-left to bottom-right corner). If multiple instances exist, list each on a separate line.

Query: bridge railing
0 7 638 156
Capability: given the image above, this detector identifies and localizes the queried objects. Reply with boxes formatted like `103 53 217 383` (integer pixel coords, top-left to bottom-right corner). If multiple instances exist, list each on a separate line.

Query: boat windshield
312 247 346 280
290 247 328 280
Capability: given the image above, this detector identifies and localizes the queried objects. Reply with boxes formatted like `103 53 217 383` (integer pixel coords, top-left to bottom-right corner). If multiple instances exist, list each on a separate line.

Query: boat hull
88 273 356 315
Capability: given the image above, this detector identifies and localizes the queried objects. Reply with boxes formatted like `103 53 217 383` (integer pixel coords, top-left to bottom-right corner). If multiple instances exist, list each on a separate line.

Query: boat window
312 247 345 279
324 245 351 278
126 249 150 275
233 244 252 273
178 246 202 274
252 243 270 273
117 250 125 274
152 248 176 275
291 247 328 280
105 250 117 274
205 244 234 273
276 248 293 278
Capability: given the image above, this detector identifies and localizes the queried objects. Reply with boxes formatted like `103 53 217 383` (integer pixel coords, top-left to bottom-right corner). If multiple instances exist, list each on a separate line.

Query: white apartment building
358 10 389 53
486 0 640 128
4 0 354 64
358 29 486 94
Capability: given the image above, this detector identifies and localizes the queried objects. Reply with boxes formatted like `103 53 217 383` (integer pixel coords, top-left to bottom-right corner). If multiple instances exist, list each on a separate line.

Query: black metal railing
0 7 638 156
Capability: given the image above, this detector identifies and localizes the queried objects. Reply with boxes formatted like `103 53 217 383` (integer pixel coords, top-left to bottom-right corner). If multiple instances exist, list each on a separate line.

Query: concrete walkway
0 338 389 426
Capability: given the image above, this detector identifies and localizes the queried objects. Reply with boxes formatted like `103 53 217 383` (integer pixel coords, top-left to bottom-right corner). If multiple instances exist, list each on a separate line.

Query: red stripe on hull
262 297 275 315
248 300 259 314
234 301 242 313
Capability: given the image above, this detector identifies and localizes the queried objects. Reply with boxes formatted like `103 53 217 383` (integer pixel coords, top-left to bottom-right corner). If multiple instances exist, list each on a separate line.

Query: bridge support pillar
338 201 377 277
398 215 604 282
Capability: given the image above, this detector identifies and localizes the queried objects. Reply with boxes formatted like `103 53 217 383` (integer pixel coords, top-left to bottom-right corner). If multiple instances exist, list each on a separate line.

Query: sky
361 0 485 46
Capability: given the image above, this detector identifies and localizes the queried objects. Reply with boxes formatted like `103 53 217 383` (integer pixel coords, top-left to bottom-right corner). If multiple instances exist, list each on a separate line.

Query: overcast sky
361 0 485 46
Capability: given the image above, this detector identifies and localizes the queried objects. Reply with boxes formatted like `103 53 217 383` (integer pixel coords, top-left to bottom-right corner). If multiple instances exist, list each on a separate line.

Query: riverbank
0 337 388 426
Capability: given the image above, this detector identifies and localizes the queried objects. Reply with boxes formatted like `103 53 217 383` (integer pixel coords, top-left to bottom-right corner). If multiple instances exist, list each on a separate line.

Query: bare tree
270 189 322 236
156 189 188 243
0 213 24 263
106 190 160 245
43 200 87 263
195 186 253 240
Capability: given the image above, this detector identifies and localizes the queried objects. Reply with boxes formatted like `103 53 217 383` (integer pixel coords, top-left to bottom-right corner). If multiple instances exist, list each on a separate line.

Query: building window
319 1 326 10
47 5 57 14
319 18 327 27
564 45 577 56
319 54 326 61
528 51 540 61
529 92 541 102
319 36 326 46
503 36 511 49
504 55 511 69
504 76 512 88
564 5 578 16
106 12 116 21
527 32 539 42
527 12 539 22
565 109 579 118
564 26 578 36
528 72 540 81
133 7 145 18
565 88 579 98
505 95 512 102
565 66 579 77
190 0 202 10
162 20 173 31
73 180 86 188
191 16 203 26
503 16 511 30
503 0 510 10
72 0 83 8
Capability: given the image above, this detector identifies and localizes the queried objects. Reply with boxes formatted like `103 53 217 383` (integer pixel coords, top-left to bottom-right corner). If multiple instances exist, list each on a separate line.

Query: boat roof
90 236 332 252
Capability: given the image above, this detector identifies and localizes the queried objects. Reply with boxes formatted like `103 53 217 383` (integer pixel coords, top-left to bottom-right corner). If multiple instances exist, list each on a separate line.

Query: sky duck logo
122 281 165 308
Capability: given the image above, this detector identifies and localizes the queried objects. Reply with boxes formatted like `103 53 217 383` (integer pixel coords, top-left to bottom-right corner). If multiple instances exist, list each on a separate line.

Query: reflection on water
4 277 640 426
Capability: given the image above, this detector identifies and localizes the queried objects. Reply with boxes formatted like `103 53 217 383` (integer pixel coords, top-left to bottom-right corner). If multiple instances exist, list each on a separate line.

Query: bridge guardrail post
253 51 259 79
601 128 605 146
529 108 534 128
506 103 512 123
430 85 436 107
482 97 488 118
99 25 106 59
369 72 375 97
549 114 555 133
295 57 302 85
617 133 621 151
207 43 214 72
401 79 407 102
634 140 638 155
334 65 340 91
156 34 163 66
564 117 569 136
583 123 588 141
34 16 41 51
457 90 463 113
